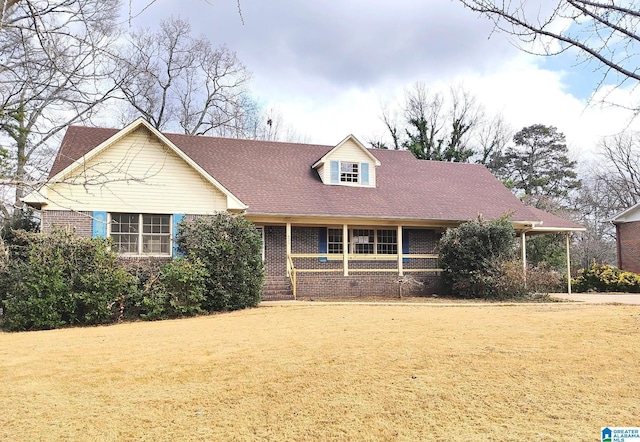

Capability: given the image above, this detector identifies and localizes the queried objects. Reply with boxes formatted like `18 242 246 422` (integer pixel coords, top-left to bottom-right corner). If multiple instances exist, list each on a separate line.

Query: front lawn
1 303 637 441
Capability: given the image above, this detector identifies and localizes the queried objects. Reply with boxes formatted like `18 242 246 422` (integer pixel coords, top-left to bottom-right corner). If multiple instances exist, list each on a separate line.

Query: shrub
176 214 264 311
119 258 165 319
141 258 208 320
490 261 564 300
439 216 515 298
0 230 137 331
573 263 640 293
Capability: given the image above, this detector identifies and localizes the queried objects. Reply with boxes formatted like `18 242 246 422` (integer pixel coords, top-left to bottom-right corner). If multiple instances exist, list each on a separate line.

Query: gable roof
47 118 247 210
45 123 583 231
311 134 381 169
609 202 640 223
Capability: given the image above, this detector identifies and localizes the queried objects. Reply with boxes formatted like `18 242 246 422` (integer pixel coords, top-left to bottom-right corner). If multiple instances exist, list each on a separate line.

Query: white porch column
521 231 527 279
343 224 349 276
397 225 404 277
566 233 572 295
286 222 291 277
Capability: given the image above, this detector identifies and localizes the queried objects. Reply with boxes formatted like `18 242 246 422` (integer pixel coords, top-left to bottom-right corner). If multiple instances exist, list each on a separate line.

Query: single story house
24 118 583 299
610 204 640 273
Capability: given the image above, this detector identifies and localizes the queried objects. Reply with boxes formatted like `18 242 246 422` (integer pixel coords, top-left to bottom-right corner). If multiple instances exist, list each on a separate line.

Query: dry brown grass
1 303 638 441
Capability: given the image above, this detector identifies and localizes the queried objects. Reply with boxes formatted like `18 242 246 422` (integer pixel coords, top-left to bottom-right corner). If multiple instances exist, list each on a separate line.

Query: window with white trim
321 228 400 257
377 229 397 254
340 162 359 183
328 228 343 254
110 213 171 256
350 229 397 255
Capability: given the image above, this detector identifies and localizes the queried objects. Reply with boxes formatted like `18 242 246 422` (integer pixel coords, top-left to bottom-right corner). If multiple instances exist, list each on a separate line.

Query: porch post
286 222 291 277
521 231 527 280
397 225 404 276
566 233 572 295
343 224 349 276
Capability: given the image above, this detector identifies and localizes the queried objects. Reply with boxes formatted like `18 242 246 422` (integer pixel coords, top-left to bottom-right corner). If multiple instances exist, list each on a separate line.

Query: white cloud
127 0 640 164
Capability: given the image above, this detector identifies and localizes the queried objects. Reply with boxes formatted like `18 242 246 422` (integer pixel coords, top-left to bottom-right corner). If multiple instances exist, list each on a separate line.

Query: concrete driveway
554 293 640 305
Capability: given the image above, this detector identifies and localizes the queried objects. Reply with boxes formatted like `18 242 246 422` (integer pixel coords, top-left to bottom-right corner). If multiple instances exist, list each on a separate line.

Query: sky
127 0 640 163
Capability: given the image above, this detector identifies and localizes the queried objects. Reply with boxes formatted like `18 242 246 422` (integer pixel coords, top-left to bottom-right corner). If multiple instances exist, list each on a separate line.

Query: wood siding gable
34 118 246 214
312 135 380 187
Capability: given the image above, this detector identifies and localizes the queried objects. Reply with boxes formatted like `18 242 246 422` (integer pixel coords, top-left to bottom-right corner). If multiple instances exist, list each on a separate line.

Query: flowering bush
573 263 640 293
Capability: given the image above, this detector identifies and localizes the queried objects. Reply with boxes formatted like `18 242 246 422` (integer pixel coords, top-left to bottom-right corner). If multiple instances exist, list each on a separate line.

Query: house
23 118 584 299
610 204 640 273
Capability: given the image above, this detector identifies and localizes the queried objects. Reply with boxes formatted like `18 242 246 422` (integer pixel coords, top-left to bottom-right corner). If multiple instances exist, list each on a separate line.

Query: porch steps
262 276 295 301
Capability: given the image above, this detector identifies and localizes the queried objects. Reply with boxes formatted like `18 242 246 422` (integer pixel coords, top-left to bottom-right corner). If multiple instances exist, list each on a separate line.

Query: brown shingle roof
49 125 583 230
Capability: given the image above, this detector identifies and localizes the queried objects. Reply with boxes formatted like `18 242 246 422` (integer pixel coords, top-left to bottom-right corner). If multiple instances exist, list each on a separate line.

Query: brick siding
617 221 640 273
41 210 93 237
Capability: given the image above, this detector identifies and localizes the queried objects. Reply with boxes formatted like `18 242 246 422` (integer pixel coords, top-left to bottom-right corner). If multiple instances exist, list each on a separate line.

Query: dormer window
312 134 380 187
340 162 359 183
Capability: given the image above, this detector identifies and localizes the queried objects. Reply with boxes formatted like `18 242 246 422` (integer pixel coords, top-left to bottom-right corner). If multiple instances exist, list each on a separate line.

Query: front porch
255 222 444 299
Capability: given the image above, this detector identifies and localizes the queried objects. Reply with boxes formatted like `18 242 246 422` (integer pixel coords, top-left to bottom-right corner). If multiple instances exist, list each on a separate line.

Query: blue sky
128 0 640 160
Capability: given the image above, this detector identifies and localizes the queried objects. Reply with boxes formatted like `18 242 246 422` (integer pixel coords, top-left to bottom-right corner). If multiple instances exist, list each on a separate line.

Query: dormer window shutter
330 160 339 184
361 162 369 185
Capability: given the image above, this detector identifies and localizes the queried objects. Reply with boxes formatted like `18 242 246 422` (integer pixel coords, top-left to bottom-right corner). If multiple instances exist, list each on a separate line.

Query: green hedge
1 213 265 331
0 230 137 331
176 214 264 311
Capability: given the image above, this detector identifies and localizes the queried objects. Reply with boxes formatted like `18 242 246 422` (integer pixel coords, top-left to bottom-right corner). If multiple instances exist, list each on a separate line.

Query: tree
116 17 254 137
594 132 640 211
495 124 581 271
570 176 617 269
0 0 121 216
459 0 640 106
497 124 581 208
378 82 486 162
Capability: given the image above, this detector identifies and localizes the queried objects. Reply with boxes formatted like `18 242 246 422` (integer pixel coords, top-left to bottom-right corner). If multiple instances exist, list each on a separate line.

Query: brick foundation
617 221 640 273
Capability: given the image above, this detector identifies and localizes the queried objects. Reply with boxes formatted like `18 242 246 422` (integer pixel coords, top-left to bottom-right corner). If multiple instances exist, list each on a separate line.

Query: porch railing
288 253 442 273
287 255 297 300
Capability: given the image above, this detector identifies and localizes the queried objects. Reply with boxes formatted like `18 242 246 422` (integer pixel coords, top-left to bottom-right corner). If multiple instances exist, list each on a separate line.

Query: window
377 229 397 254
328 228 343 254
340 162 359 183
320 227 401 258
110 213 171 256
352 229 374 254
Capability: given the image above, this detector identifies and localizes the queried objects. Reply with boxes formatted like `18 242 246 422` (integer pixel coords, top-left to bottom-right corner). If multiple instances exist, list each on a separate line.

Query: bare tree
459 0 640 107
116 17 253 137
476 114 512 172
571 175 617 268
595 132 640 211
0 0 121 216
375 82 490 162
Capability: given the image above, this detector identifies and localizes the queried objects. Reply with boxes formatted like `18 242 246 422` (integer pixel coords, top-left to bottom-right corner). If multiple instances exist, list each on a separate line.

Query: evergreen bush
439 216 516 298
141 258 208 320
0 230 136 331
176 214 264 311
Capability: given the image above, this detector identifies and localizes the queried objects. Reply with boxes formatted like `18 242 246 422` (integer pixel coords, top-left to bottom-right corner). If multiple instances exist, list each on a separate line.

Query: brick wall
41 210 93 237
295 273 442 298
617 221 640 273
264 225 286 276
